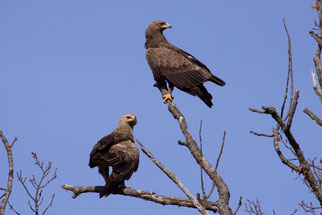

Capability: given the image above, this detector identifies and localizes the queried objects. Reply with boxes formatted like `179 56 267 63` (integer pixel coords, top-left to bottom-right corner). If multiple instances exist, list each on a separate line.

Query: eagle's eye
126 116 131 119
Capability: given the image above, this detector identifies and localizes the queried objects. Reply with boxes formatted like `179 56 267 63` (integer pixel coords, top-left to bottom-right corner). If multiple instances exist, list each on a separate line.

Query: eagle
89 113 139 198
145 21 225 108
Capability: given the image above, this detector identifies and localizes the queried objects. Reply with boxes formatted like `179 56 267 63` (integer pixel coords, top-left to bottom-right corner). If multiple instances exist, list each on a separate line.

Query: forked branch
160 96 232 214
249 18 322 208
17 153 57 215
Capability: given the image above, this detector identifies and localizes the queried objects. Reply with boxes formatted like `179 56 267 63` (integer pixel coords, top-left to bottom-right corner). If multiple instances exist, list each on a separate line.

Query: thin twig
215 131 226 173
233 197 242 215
244 199 264 215
42 194 55 215
299 200 322 213
199 121 206 200
249 107 266 114
137 139 209 215
7 201 21 215
206 131 226 200
10 137 17 148
250 131 274 137
290 208 297 215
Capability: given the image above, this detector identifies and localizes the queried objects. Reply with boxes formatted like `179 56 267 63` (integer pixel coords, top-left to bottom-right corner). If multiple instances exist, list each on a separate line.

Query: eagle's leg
153 80 174 103
162 83 174 103
98 166 110 184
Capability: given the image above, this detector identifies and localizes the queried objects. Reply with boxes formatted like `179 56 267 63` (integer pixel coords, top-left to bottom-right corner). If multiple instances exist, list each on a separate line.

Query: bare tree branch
233 197 242 215
7 201 21 215
244 199 264 215
61 184 219 213
0 129 17 215
249 131 273 138
154 82 232 214
299 200 322 214
17 153 57 215
285 90 299 130
251 105 322 204
205 131 227 200
303 108 322 126
290 208 298 215
311 0 322 88
165 101 232 214
281 18 294 121
272 129 299 172
310 70 322 102
249 107 266 114
137 140 209 215
41 194 54 215
199 121 207 202
249 17 322 209
215 131 226 173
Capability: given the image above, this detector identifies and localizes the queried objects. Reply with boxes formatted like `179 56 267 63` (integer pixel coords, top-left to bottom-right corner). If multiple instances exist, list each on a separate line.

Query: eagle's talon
162 94 174 103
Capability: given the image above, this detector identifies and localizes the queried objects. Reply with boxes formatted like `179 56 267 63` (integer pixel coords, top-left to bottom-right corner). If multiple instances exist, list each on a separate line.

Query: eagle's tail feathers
210 74 225 86
190 85 213 108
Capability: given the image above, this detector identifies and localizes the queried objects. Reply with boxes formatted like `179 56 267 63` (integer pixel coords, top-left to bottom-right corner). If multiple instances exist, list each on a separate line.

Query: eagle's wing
108 141 139 178
146 47 211 89
97 140 139 198
89 133 115 168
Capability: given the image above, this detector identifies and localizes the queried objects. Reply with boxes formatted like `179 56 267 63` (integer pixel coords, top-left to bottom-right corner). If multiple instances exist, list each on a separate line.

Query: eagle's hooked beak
161 23 172 29
131 115 137 125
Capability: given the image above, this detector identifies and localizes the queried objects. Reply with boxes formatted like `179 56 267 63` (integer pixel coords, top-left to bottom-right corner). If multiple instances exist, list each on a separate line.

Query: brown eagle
89 113 139 198
145 21 225 108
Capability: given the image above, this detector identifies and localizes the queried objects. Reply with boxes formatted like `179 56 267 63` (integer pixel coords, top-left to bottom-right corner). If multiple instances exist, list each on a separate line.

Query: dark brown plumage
145 20 225 108
89 113 139 198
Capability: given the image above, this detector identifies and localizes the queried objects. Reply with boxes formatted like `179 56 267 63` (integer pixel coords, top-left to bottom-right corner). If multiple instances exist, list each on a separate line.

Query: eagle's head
145 20 171 39
120 113 137 127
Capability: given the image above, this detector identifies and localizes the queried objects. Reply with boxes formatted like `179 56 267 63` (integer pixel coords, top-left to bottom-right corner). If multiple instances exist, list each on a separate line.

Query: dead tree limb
154 81 232 215
307 2 322 128
0 129 17 215
61 184 219 213
250 19 322 208
311 0 322 88
167 103 232 214
251 104 322 205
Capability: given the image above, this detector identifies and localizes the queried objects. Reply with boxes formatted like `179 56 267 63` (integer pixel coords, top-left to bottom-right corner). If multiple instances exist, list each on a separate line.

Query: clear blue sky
1 1 321 214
